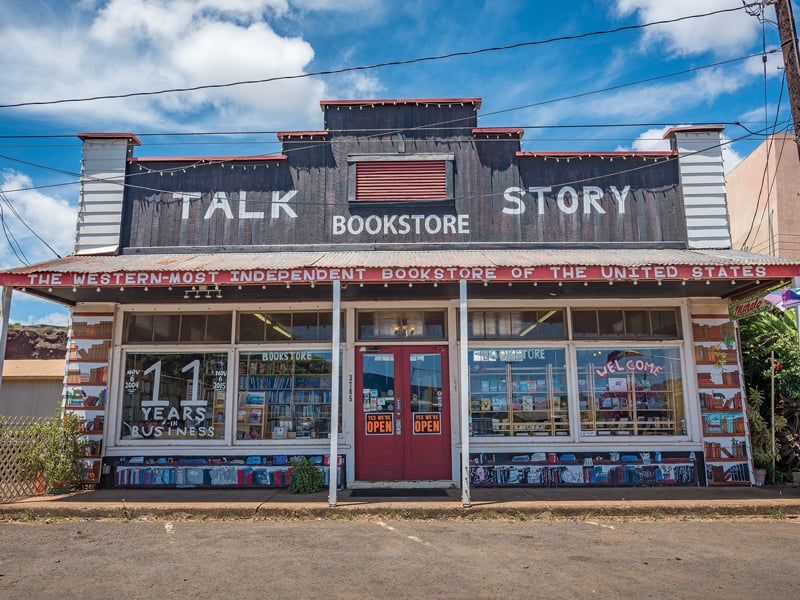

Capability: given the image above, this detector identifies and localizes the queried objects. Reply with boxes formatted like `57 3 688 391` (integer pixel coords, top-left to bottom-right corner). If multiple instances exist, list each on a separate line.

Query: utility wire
0 190 62 258
0 202 29 265
0 3 759 109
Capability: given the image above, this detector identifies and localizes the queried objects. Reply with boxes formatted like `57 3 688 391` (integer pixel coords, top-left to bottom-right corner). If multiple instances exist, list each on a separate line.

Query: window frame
347 153 454 204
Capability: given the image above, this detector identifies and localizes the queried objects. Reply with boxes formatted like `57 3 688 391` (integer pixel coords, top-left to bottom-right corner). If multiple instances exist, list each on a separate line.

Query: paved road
1 517 798 599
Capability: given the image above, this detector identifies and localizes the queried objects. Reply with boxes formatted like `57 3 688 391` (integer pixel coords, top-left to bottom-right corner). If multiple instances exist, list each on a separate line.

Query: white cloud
566 66 747 122
8 292 69 327
0 170 76 269
0 0 333 130
621 126 743 173
331 72 386 99
627 127 672 152
614 0 760 57
12 310 70 327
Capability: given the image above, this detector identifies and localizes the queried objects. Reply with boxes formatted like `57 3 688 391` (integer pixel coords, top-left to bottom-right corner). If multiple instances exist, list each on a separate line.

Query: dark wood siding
122 103 687 251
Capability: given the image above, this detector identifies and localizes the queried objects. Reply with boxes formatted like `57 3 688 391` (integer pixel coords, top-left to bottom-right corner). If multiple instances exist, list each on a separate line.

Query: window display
237 350 340 440
469 348 568 437
577 347 685 436
120 352 227 441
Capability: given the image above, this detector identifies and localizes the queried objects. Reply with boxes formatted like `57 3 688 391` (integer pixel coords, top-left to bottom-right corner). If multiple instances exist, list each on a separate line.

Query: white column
0 287 12 398
328 280 342 507
459 280 471 507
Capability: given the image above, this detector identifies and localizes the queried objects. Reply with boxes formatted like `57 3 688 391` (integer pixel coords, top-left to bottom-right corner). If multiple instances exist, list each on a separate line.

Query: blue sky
0 0 794 325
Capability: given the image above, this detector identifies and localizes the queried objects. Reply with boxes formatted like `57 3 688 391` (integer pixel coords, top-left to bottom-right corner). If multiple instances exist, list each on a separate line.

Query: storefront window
468 310 565 339
469 348 568 437
237 312 337 342
237 350 341 440
120 352 227 441
123 313 232 343
577 347 685 437
357 311 445 340
571 309 680 339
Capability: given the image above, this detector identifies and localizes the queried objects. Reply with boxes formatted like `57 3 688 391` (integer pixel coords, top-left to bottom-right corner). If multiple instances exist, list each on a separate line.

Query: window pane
598 310 625 335
572 310 598 338
469 348 568 437
120 352 227 441
517 310 566 339
263 313 293 341
467 312 486 338
651 310 680 337
237 350 341 441
124 314 154 343
317 312 335 341
290 313 317 340
238 313 265 342
180 315 206 342
422 311 445 339
576 346 685 437
624 310 650 337
152 315 180 342
206 314 232 341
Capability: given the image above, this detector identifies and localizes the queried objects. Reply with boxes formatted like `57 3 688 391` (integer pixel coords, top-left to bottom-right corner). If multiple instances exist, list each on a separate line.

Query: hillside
4 324 68 360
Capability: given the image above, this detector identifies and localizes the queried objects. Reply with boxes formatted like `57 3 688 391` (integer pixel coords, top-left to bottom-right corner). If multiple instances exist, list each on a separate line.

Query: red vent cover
355 161 447 201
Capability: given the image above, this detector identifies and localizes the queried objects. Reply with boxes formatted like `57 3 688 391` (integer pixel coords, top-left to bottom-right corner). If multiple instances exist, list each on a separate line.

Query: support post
0 287 12 398
459 280 471 507
774 0 800 159
328 279 342 508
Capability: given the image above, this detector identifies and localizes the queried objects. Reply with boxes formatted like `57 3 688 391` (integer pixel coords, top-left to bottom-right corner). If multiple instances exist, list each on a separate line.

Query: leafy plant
777 396 800 470
746 387 782 470
11 412 85 491
287 456 324 494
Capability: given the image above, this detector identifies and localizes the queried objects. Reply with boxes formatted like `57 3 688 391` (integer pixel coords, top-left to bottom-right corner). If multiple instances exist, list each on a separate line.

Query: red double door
354 346 451 481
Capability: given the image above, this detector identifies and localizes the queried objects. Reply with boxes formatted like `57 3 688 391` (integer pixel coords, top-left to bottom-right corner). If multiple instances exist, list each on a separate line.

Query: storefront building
1 98 798 501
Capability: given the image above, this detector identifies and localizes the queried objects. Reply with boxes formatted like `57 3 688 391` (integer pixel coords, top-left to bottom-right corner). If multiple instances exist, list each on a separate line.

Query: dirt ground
1 516 798 599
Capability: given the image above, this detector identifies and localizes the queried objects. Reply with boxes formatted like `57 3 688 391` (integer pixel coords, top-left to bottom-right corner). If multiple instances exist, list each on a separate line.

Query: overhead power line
0 3 758 110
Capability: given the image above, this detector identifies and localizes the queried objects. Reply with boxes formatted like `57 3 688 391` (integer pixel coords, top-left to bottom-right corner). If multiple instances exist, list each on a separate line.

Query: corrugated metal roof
2 359 65 379
3 248 797 276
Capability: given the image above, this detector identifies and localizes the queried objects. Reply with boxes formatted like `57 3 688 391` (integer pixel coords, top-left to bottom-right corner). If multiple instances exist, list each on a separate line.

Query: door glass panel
410 353 443 435
361 354 396 414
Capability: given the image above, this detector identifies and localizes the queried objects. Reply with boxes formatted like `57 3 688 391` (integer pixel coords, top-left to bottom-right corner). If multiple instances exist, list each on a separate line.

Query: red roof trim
277 131 330 139
2 263 796 288
128 155 287 163
516 151 676 158
321 98 482 109
663 125 725 138
473 128 524 137
77 132 141 145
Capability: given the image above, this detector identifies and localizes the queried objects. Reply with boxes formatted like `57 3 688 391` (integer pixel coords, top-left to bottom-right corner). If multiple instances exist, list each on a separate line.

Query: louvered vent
355 160 447 201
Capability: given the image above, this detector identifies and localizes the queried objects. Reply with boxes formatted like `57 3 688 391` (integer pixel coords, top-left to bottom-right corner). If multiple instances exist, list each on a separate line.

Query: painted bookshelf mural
112 454 345 489
469 451 700 487
62 312 113 487
692 314 754 485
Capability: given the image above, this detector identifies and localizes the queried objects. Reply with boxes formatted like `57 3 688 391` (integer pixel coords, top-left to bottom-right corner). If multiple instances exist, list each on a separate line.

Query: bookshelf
470 361 568 437
237 351 335 440
63 313 113 487
692 315 753 485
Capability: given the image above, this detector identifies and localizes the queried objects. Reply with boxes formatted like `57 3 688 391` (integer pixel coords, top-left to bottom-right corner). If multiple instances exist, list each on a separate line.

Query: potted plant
14 412 86 494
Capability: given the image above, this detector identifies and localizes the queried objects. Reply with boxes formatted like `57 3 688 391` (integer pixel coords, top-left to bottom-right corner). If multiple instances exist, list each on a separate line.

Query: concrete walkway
4 484 800 519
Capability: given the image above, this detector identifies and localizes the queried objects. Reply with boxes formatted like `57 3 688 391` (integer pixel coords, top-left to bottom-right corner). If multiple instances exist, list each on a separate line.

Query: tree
739 309 800 472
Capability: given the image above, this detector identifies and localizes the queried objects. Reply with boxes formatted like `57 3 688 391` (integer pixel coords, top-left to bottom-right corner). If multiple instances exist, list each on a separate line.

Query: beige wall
726 134 800 258
0 379 63 417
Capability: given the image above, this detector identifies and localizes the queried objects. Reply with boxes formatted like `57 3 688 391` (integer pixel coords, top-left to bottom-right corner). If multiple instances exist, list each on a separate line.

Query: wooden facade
122 101 685 251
